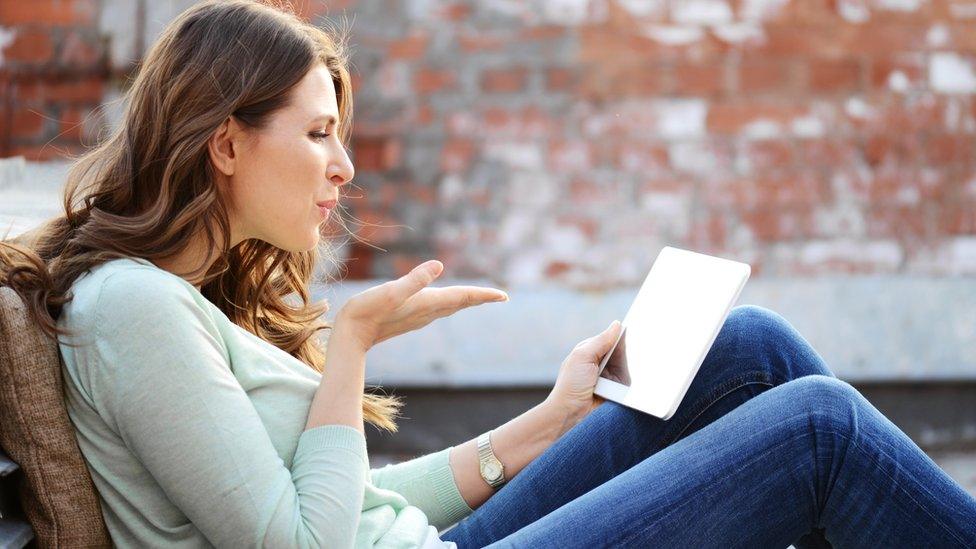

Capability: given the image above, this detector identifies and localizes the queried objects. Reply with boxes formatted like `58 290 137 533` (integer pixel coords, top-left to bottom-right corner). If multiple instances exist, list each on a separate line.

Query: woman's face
224 63 354 252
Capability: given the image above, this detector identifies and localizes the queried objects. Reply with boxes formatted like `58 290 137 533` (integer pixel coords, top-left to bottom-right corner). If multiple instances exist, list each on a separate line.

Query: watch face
483 462 502 480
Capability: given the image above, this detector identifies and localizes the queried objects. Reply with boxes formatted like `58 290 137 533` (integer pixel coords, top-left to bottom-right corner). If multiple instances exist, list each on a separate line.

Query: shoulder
66 258 212 331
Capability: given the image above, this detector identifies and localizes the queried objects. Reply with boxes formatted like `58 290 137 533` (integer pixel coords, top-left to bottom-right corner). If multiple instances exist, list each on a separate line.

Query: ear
207 115 245 177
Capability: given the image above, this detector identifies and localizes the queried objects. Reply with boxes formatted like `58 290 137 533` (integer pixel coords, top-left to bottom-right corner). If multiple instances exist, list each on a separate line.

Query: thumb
600 320 622 350
395 260 443 299
574 320 621 361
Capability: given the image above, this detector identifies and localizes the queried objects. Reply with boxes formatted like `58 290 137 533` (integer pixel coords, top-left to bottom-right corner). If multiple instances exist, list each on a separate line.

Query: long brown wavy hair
0 0 403 431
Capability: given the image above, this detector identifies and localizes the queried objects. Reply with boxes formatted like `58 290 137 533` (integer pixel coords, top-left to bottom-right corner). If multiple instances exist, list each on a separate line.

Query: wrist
330 313 371 354
540 396 585 440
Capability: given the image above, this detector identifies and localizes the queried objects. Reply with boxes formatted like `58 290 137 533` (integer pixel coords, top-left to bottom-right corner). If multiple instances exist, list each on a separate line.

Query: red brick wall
3 0 976 284
0 0 108 160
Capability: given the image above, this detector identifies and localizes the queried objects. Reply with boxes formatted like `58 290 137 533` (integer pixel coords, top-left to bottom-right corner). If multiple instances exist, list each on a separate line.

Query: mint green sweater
57 257 474 548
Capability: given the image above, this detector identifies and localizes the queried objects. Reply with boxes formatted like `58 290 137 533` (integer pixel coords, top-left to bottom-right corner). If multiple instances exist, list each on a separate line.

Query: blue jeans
439 305 976 548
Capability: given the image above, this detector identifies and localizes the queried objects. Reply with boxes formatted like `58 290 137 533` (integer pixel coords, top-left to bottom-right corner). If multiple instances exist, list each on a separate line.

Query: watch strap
476 430 506 488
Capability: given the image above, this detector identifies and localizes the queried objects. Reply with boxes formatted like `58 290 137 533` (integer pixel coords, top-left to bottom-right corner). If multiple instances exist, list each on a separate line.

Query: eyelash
310 131 331 141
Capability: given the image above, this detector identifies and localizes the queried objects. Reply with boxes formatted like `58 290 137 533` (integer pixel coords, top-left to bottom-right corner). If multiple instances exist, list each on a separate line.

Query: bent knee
783 375 864 436
717 305 834 378
724 305 797 345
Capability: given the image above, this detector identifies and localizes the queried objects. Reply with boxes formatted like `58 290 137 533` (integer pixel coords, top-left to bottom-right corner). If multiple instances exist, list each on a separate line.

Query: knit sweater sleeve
87 268 367 548
370 447 475 530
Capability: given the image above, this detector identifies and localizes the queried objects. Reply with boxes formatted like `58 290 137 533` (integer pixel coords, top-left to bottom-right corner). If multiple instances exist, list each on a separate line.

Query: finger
419 286 509 317
572 320 621 361
392 260 443 301
446 285 508 306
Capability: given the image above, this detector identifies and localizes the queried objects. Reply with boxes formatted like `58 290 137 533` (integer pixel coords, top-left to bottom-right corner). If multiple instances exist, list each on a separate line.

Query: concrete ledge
317 276 976 385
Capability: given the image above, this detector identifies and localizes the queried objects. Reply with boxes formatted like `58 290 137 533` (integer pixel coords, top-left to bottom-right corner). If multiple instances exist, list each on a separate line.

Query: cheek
236 139 322 222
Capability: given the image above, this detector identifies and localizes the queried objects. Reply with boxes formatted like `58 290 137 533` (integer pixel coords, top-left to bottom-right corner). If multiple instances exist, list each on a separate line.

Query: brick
476 106 553 139
340 241 375 280
924 134 976 165
706 101 806 134
59 107 86 141
806 58 862 93
548 140 592 173
3 28 56 64
869 55 926 90
544 260 572 278
414 69 456 93
855 23 929 55
861 133 924 168
673 63 725 96
616 142 670 174
704 172 828 209
554 214 600 239
0 0 97 25
865 204 931 240
6 143 80 161
758 24 848 57
579 26 721 64
352 137 401 172
687 210 729 249
546 67 578 92
435 3 471 22
17 77 104 104
415 104 435 126
580 64 669 100
795 138 859 168
457 33 507 52
737 140 795 173
58 29 106 68
349 207 402 245
737 60 795 94
440 139 475 173
942 199 976 235
740 207 817 242
9 108 47 139
407 183 437 205
388 34 429 60
481 67 527 93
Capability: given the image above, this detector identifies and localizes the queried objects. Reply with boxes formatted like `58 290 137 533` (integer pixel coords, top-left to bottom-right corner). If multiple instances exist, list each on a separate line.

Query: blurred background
0 0 974 494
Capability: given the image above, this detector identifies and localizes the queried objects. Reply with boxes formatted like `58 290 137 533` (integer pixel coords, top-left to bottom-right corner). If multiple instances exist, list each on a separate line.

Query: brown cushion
0 286 112 547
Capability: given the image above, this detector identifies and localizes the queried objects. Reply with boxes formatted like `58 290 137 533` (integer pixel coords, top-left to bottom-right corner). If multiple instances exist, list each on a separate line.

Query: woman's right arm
305 319 367 433
305 259 508 435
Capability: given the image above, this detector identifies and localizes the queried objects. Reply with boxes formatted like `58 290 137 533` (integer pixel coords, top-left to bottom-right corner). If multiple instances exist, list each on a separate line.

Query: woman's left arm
449 320 622 510
448 398 580 510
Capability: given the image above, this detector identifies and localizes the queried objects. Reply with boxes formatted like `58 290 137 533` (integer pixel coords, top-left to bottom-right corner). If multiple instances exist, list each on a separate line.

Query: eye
309 131 331 141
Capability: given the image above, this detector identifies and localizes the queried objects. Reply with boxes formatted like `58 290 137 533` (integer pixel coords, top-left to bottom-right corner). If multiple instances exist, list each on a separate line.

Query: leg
442 306 835 546
488 375 976 547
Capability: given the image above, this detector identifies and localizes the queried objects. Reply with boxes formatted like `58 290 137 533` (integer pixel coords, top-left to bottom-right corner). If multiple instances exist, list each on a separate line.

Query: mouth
316 199 337 219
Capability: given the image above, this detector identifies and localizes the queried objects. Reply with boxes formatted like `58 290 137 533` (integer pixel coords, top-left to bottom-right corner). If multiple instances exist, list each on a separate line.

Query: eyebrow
310 114 338 125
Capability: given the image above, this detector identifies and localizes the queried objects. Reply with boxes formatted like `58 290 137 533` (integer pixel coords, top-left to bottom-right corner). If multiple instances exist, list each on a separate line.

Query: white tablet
594 246 751 420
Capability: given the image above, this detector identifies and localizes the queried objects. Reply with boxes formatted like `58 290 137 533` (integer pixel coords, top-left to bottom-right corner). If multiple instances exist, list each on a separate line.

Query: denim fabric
439 305 976 548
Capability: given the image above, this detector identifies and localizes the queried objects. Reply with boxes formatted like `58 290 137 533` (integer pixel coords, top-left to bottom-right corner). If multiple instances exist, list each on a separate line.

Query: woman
0 1 973 547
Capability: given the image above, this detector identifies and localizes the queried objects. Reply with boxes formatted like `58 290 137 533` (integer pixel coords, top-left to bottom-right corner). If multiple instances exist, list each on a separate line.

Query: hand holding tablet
595 246 751 420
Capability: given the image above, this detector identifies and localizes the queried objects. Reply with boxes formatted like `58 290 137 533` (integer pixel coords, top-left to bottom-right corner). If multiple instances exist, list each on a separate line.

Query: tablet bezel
593 246 751 420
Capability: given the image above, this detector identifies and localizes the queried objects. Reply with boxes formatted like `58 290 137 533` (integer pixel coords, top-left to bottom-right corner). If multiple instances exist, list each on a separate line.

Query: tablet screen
595 246 750 418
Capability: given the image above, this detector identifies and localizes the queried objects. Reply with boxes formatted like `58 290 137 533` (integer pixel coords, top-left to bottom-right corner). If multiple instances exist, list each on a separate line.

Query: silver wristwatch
476 430 506 489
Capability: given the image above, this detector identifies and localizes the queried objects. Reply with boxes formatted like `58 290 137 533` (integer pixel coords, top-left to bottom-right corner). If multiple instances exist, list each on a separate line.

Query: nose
327 144 355 187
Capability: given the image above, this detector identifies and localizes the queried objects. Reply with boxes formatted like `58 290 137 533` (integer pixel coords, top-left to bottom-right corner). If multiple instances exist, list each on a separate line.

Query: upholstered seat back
0 286 112 547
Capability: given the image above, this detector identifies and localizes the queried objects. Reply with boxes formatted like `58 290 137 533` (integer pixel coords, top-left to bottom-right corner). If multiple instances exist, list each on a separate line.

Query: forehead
283 64 339 120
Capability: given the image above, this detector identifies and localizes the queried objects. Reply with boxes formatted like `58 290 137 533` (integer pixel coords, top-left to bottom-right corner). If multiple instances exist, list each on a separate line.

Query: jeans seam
662 371 776 448
615 429 825 547
621 425 971 548
842 425 972 547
